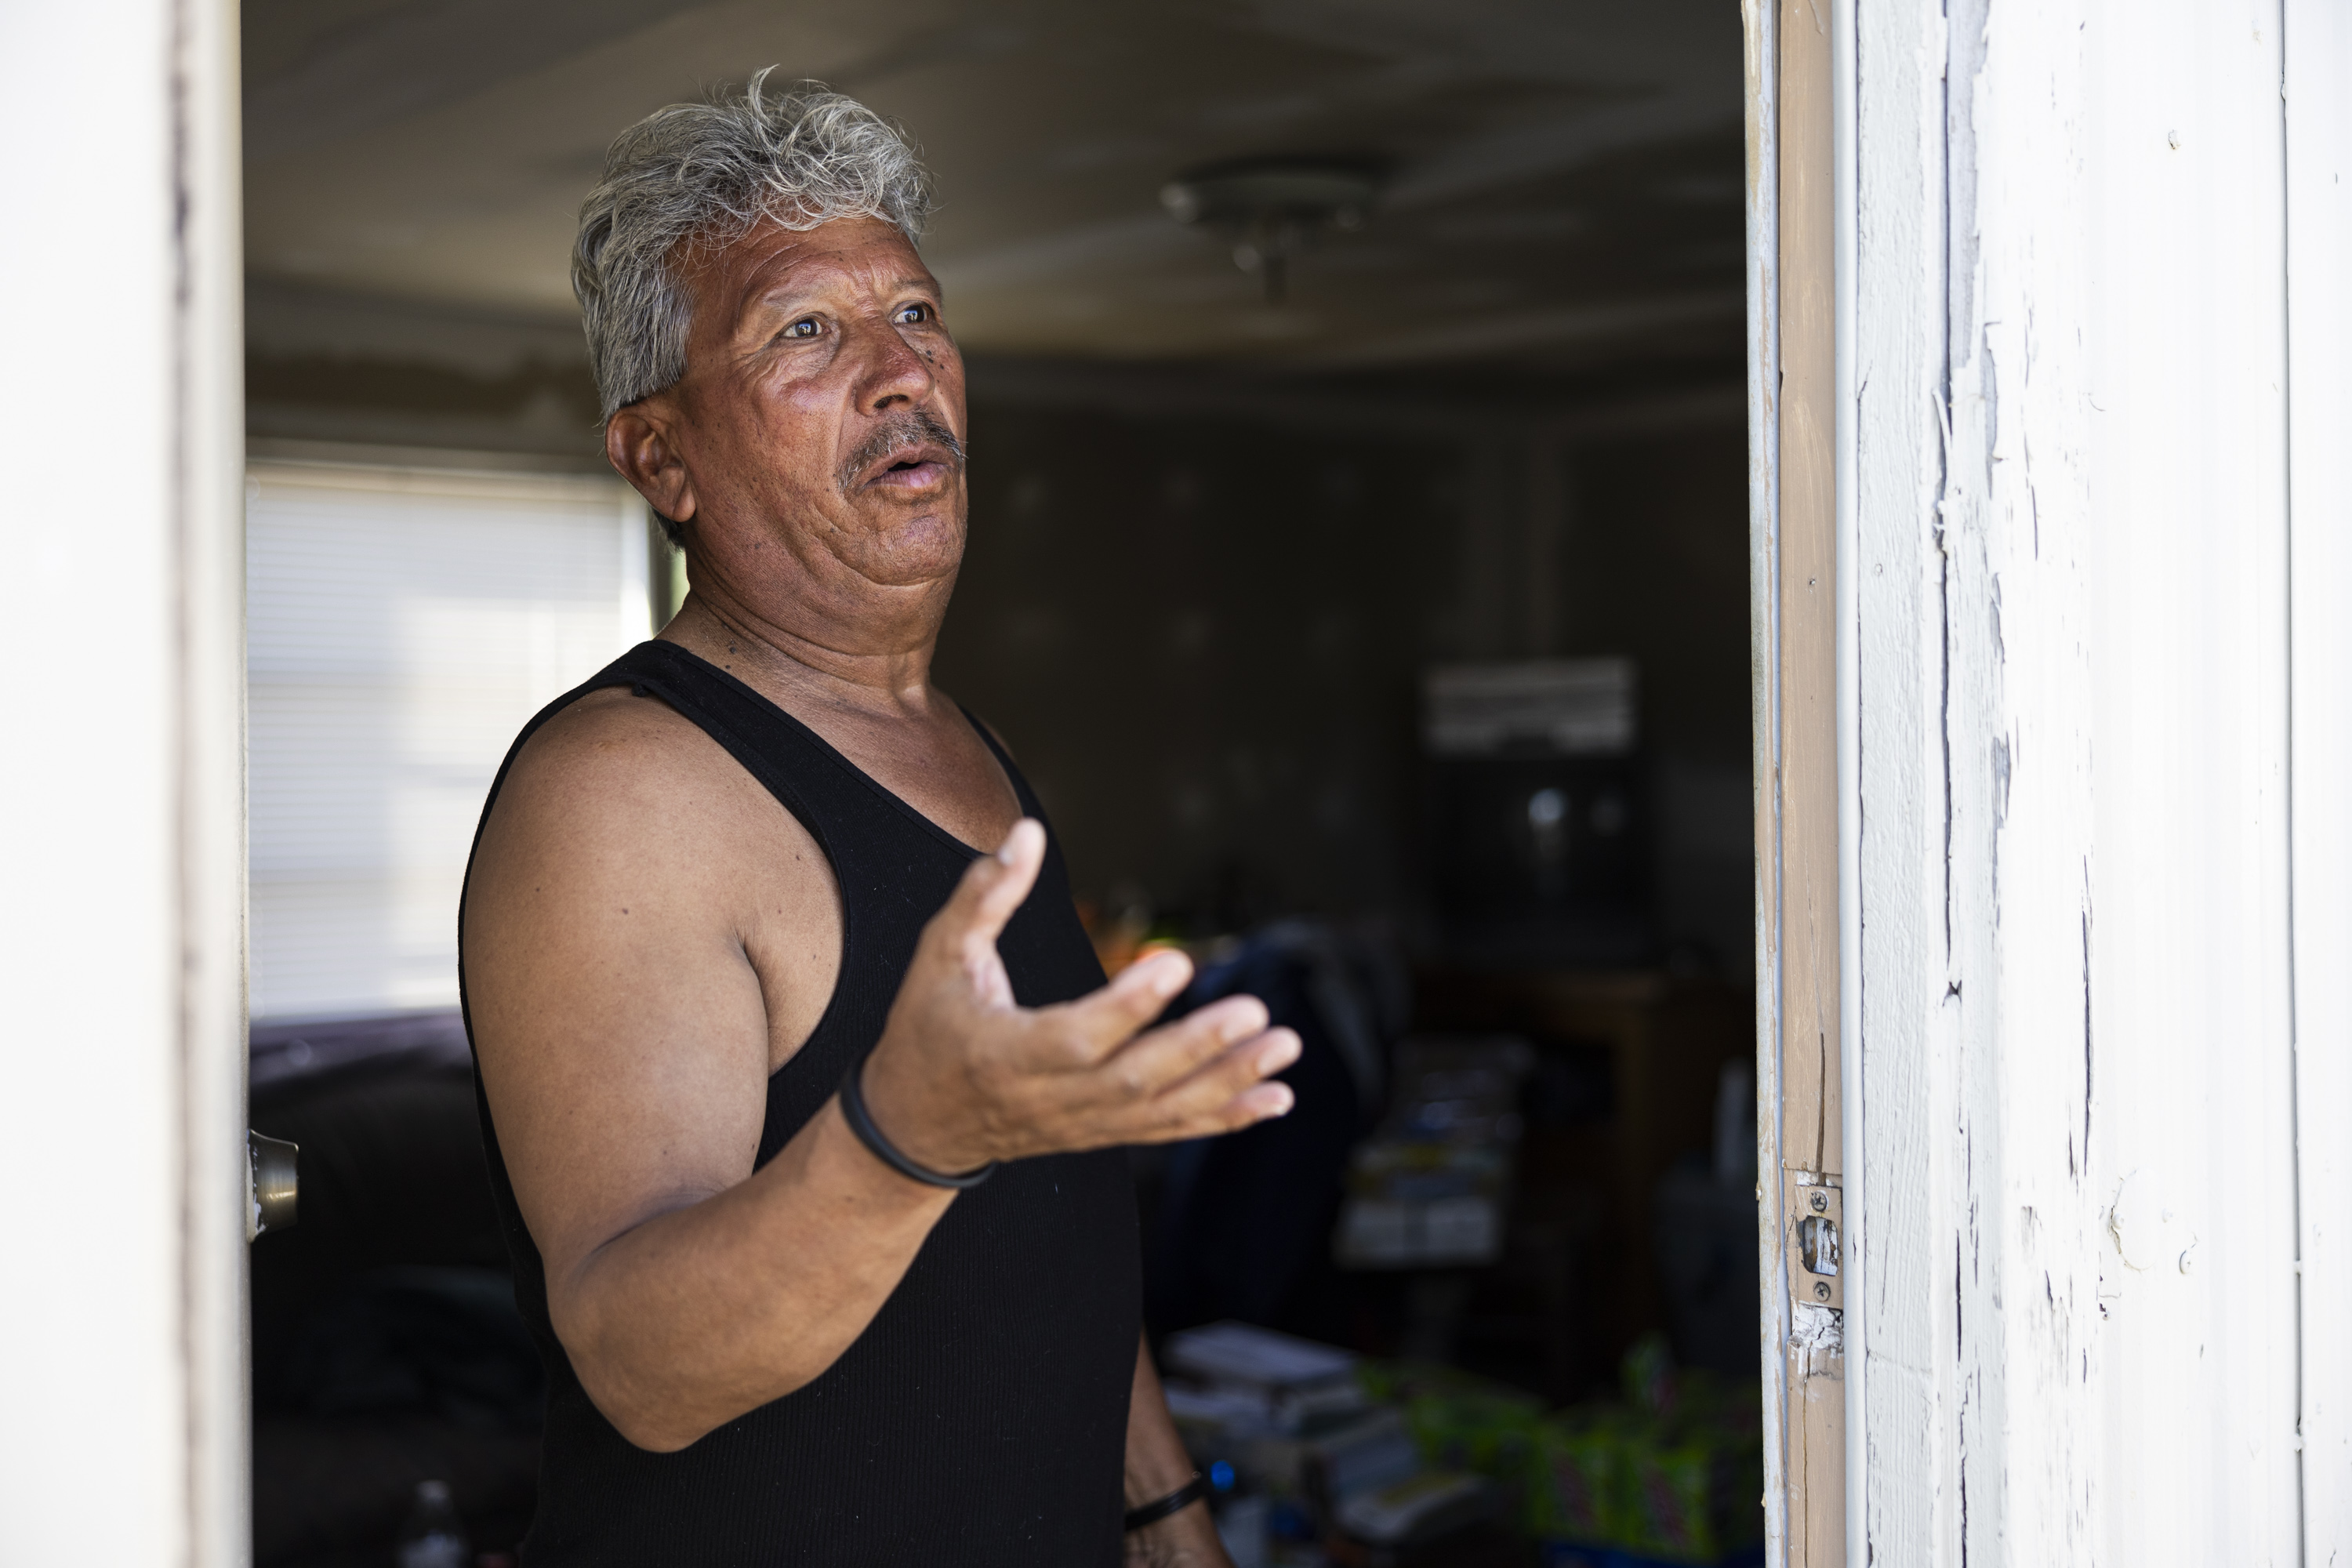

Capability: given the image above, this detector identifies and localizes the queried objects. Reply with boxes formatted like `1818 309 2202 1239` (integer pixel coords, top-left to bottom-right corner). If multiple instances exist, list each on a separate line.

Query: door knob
248 1131 298 1240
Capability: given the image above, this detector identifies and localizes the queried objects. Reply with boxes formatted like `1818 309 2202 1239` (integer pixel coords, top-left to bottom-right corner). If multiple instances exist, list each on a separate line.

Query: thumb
931 818 1047 961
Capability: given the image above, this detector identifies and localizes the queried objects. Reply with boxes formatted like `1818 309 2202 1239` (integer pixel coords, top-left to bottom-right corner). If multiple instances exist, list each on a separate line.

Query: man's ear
606 402 698 527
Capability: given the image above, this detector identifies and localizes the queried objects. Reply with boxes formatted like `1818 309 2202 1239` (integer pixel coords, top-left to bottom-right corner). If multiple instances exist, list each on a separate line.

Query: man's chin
831 508 967 587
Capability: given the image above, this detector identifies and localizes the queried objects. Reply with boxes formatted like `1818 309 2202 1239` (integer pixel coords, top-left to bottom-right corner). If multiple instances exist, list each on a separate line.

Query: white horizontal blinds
247 463 649 1021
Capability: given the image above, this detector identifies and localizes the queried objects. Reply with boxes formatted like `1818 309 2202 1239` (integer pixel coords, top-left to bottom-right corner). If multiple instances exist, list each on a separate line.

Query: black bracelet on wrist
1123 1472 1210 1532
837 1054 998 1190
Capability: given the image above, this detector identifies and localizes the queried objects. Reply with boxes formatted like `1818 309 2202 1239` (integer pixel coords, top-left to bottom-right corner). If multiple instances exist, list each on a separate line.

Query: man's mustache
839 410 967 492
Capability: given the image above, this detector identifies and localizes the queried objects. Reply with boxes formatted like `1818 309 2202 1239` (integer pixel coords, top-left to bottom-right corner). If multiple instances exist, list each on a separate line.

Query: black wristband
1123 1473 1210 1532
837 1055 997 1190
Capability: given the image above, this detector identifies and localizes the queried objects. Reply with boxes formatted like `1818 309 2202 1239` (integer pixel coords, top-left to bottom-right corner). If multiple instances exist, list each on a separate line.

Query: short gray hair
573 71 934 419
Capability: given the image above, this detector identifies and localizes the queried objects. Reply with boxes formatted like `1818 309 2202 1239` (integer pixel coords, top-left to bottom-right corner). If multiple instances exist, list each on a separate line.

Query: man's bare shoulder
482 686 785 856
466 682 841 1076
469 682 830 934
503 684 719 809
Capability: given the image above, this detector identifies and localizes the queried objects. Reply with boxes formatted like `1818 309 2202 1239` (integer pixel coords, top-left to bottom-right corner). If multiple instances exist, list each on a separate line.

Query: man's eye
784 318 820 339
895 303 929 325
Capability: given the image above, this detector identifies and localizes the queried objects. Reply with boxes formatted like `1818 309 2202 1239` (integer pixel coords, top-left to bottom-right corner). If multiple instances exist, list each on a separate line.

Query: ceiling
242 0 1744 378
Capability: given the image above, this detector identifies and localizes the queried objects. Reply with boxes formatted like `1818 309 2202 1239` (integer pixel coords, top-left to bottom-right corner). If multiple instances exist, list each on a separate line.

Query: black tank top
459 640 1139 1566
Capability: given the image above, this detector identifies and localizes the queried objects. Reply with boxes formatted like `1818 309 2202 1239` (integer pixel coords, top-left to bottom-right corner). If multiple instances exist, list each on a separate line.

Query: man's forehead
703 216 934 314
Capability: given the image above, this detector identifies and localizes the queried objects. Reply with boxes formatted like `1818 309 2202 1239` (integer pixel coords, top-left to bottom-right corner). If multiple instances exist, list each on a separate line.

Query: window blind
246 461 649 1021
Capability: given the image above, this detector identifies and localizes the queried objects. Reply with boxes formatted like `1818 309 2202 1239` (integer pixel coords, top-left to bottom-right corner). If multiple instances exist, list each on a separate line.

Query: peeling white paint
1842 0 2324 1562
2107 1170 2196 1279
1791 1301 1846 1381
1851 0 2105 1559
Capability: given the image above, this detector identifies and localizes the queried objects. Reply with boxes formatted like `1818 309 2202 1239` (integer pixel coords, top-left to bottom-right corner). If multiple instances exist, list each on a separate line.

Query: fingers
926 818 1046 961
1172 1025 1300 1110
1101 993 1271 1091
1045 947 1195 1059
1122 1026 1301 1142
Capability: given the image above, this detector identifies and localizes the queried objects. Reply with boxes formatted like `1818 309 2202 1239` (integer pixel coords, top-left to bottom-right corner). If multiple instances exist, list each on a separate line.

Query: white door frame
0 0 249 1563
2288 3 2352 1554
1763 1 2352 1563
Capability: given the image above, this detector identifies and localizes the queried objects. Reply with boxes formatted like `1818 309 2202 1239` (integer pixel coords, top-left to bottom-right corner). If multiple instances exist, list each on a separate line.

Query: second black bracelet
837 1055 998 1190
1123 1473 1210 1532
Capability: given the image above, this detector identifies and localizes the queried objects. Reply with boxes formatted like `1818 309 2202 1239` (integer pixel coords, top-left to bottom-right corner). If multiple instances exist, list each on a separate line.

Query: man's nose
855 315 936 412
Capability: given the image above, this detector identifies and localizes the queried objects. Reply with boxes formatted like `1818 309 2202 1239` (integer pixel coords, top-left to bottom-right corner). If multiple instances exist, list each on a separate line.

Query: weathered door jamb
1747 1 1846 1563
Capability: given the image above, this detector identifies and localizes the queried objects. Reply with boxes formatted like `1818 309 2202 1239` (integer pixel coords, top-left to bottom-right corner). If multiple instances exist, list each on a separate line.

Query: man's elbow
585 1361 827 1454
566 1342 717 1454
554 1306 822 1454
550 1290 711 1452
606 1407 706 1456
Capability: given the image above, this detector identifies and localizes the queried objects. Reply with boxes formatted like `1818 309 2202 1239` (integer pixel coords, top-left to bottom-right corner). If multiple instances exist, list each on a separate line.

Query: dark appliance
1421 659 1650 964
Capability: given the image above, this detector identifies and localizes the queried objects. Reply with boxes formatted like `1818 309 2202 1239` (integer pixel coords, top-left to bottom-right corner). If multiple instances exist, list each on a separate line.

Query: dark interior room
240 4 1760 1563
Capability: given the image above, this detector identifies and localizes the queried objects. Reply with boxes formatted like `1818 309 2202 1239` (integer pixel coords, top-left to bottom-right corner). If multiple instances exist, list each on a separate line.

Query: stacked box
1526 1406 1763 1564
1406 1388 1541 1475
1356 1359 1546 1515
1616 1425 1720 1563
1405 1386 1543 1525
1274 1345 1766 1564
1528 1408 1631 1544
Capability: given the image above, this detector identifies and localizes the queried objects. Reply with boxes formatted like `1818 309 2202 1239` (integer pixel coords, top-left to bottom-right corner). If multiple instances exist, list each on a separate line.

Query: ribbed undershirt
460 640 1138 1566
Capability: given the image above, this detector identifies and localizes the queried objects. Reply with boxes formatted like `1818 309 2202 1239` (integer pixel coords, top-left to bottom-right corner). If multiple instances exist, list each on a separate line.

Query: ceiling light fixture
1160 157 1383 305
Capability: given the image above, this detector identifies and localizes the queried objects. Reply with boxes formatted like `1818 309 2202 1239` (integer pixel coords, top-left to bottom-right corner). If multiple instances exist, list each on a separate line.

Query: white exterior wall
2083 4 2299 1559
1843 0 2343 1562
0 0 246 1564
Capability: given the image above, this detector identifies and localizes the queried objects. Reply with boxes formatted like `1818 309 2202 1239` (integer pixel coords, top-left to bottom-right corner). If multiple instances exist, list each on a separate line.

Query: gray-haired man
459 75 1294 1564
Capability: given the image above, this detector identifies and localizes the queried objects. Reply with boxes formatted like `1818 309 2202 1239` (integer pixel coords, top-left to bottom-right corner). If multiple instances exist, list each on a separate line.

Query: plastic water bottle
395 1479 470 1568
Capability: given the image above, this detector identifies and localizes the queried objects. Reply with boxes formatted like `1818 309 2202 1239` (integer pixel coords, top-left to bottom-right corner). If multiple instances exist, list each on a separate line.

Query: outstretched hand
857 818 1298 1176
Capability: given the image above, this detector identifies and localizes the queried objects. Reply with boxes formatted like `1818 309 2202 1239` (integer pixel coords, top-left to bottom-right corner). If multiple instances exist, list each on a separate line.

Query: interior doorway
238 4 1767 1563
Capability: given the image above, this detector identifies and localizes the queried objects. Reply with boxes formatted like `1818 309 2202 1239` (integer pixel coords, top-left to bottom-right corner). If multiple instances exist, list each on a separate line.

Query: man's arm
466 697 1298 1453
1125 1334 1232 1567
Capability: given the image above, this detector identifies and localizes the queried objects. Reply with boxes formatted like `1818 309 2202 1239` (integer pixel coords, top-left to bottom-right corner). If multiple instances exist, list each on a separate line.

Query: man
460 77 1298 1565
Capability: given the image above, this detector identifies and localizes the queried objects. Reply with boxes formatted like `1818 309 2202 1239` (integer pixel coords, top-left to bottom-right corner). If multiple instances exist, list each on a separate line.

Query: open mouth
866 452 950 488
841 412 968 495
854 440 961 492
